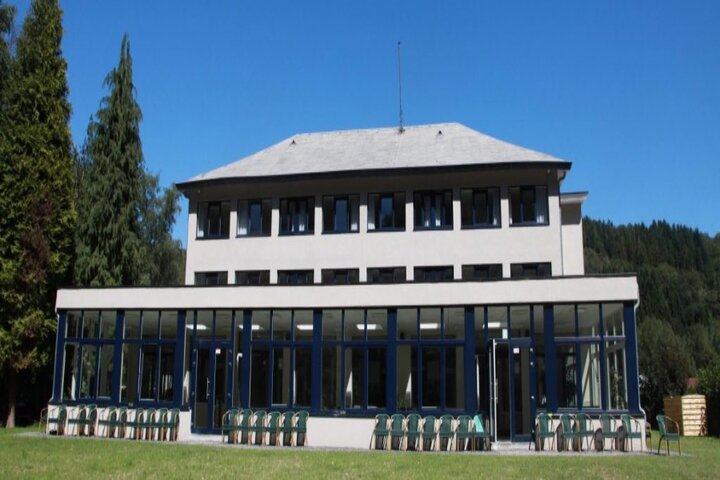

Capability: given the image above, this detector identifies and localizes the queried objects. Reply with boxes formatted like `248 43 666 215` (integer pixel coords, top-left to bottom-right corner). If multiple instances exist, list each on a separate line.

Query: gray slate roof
183 123 568 184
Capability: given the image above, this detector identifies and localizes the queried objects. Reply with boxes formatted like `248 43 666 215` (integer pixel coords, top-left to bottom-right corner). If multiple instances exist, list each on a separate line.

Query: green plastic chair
154 408 169 441
251 410 268 445
575 413 595 451
165 409 180 441
421 415 438 451
97 407 117 438
278 411 295 446
264 411 282 446
598 413 618 451
40 405 67 435
238 409 255 445
370 414 390 450
559 414 582 451
455 415 474 451
620 414 643 452
127 408 145 440
531 412 555 451
294 411 309 447
221 409 239 444
405 414 422 451
438 415 455 451
86 404 98 436
656 415 681 456
143 408 157 441
389 414 405 450
472 412 491 451
114 407 128 439
67 404 86 436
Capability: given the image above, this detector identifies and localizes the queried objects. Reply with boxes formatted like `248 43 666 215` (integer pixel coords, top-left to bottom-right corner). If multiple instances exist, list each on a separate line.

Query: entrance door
193 344 230 432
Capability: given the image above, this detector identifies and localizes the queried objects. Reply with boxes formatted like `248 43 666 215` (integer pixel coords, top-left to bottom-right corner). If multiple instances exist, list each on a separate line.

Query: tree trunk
5 368 16 428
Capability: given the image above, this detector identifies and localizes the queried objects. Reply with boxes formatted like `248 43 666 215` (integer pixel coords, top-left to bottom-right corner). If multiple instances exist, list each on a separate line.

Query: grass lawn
0 427 718 479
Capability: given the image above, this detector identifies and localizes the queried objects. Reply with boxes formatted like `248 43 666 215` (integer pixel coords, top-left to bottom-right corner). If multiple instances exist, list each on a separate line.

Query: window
460 188 500 228
197 201 231 238
413 190 453 229
280 197 315 234
237 199 271 236
367 267 406 284
414 266 454 282
368 192 405 231
194 271 228 286
509 186 548 225
510 263 552 278
322 195 359 233
235 270 270 285
461 264 503 281
321 268 359 285
277 270 314 285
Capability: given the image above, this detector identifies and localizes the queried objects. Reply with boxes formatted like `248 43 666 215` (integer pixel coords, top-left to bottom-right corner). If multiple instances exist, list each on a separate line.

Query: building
51 123 642 446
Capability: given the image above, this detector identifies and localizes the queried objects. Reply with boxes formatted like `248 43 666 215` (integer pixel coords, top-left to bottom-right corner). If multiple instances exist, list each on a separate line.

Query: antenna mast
397 41 404 133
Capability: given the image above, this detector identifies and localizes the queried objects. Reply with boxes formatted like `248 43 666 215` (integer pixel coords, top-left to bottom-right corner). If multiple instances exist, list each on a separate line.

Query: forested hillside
583 218 720 419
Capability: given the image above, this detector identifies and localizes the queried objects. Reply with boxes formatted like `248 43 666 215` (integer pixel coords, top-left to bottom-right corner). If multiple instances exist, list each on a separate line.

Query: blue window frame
237 199 272 236
368 192 406 231
197 201 231 239
509 185 548 226
280 197 315 235
413 190 453 230
322 195 359 233
460 188 500 228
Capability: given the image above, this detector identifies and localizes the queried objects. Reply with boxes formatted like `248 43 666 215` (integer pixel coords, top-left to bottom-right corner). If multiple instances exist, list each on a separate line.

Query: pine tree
0 0 75 428
75 34 145 286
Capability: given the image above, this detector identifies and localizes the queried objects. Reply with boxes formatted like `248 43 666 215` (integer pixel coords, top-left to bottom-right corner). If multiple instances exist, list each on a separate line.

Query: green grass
1 427 718 479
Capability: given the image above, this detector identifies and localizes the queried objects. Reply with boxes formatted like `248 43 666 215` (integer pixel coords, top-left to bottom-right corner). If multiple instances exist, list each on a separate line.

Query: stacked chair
370 413 492 452
220 409 310 447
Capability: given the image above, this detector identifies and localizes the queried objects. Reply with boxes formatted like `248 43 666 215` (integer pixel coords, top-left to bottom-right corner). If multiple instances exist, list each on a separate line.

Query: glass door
509 340 536 442
193 343 231 433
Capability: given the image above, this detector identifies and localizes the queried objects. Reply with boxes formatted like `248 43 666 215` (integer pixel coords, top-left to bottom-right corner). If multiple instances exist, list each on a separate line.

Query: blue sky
14 1 720 241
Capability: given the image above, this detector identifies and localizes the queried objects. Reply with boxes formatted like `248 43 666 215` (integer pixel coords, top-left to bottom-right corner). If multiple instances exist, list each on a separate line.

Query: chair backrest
560 413 574 432
295 411 309 429
406 414 421 434
157 408 168 422
144 408 156 424
439 415 454 435
600 413 615 433
390 414 405 433
58 405 67 421
280 411 294 429
267 411 282 429
254 410 267 428
656 415 668 435
423 415 438 434
620 414 635 433
536 412 551 434
456 415 472 434
223 409 239 426
576 412 591 431
241 409 254 427
374 414 390 433
474 413 488 434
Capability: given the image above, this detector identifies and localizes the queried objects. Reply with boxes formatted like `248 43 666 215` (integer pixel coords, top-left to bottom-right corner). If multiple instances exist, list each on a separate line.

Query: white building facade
51 123 641 444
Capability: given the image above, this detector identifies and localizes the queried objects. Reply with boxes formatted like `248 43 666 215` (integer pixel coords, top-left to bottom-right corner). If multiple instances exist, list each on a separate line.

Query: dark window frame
237 199 272 237
196 201 231 239
322 194 360 234
413 190 454 230
368 192 406 232
509 185 549 226
194 271 229 286
461 264 503 281
277 269 315 285
235 270 271 286
321 268 360 285
460 187 501 229
366 266 407 284
510 262 552 279
279 197 315 235
414 266 454 283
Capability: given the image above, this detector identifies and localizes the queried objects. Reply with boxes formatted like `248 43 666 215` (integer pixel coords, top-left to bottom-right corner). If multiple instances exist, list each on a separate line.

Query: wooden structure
663 395 707 436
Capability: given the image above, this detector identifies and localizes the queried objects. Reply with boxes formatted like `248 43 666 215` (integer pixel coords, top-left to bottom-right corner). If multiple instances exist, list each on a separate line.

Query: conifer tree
0 0 75 428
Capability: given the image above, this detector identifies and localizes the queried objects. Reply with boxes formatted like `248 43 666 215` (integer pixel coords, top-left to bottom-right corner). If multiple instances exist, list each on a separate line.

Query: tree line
0 0 184 427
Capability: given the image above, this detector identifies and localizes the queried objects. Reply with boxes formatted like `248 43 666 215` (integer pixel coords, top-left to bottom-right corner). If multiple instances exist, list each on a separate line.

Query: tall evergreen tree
0 0 75 428
75 34 145 286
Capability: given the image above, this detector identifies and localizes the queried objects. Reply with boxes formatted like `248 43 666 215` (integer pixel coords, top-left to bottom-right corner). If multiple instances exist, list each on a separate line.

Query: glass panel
183 324 191 406
368 347 387 408
322 346 342 410
249 201 263 234
513 346 532 435
140 346 158 399
250 346 269 408
345 347 363 408
322 310 342 340
534 306 546 409
510 306 532 338
334 197 348 232
580 343 601 408
80 346 97 398
272 347 291 405
159 346 174 401
397 308 418 340
272 310 292 341
121 344 139 403
295 347 312 407
446 346 464 409
237 200 249 235
419 308 441 340
160 311 178 340
194 347 211 428
142 311 160 339
556 344 577 408
396 344 417 410
603 303 625 337
216 310 232 340
97 345 114 398
421 347 441 408
82 311 99 339
213 348 228 429
233 324 244 408
124 311 141 339
66 311 81 338
443 308 465 340
344 309 365 341
294 310 314 341
251 310 271 340
100 311 116 339
554 305 576 337
606 340 628 409
487 306 508 339
196 310 213 339
367 309 387 340
62 343 78 401
578 304 601 337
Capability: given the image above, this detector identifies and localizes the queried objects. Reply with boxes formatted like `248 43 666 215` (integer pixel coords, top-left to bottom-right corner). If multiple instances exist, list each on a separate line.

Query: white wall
560 201 585 275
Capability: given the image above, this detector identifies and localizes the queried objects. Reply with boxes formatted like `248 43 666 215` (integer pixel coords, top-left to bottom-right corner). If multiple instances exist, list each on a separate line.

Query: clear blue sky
15 1 720 242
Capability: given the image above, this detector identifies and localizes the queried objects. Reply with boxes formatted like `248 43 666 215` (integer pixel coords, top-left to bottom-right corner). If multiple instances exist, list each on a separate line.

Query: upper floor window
237 199 271 236
462 264 503 281
277 269 314 285
414 266 454 282
509 186 548 226
367 267 407 284
280 197 315 235
460 188 500 228
321 268 360 285
197 201 230 239
414 190 453 230
195 271 228 286
368 192 405 231
510 262 552 278
235 270 270 285
322 195 359 233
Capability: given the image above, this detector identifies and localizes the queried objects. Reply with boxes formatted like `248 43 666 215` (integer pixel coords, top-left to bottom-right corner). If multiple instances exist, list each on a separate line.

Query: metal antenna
397 41 404 133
